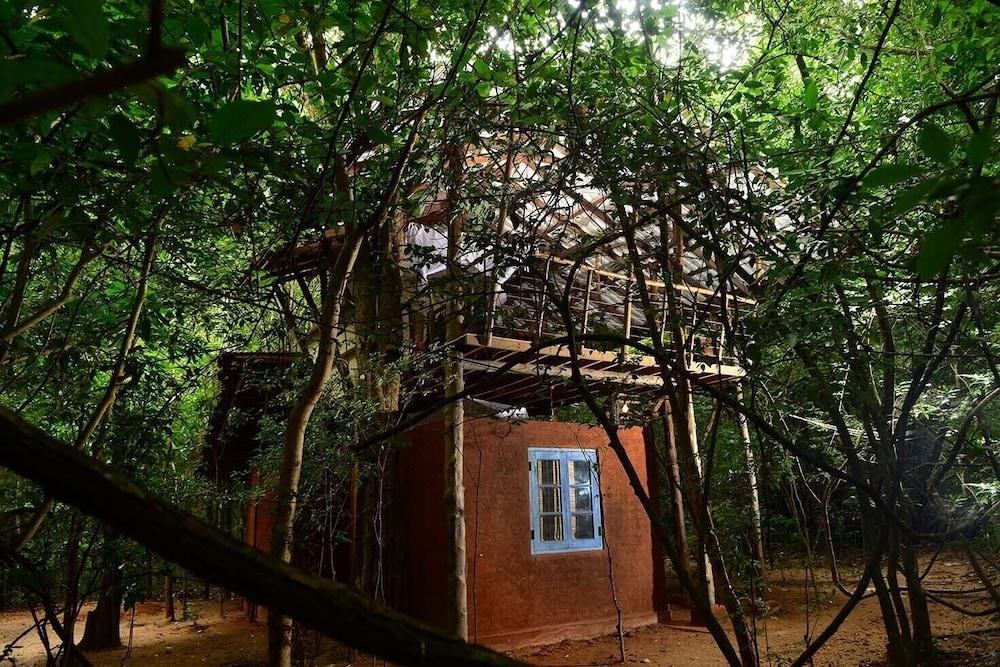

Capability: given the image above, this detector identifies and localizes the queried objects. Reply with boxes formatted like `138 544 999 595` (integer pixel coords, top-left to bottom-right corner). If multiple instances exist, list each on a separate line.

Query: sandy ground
0 600 273 667
520 556 1000 667
1 557 997 666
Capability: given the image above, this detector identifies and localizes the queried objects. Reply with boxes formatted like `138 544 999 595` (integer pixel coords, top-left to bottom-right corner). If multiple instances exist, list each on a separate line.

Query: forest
0 0 998 665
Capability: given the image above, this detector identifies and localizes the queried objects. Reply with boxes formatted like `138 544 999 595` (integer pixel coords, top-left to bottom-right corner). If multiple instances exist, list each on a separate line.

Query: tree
1 0 997 665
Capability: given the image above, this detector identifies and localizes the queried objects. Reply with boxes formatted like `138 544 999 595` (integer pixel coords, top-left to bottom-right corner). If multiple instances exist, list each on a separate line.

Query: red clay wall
242 475 354 621
399 414 666 649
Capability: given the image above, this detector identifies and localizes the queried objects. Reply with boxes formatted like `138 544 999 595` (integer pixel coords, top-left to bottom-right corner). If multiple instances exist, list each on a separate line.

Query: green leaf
475 81 493 98
915 221 965 278
917 123 953 164
862 164 923 189
209 100 277 145
184 15 211 45
108 115 141 165
889 179 940 215
803 79 818 110
63 0 110 58
29 148 52 176
473 58 492 79
966 129 992 170
0 57 76 90
137 87 195 132
149 161 187 199
367 126 393 144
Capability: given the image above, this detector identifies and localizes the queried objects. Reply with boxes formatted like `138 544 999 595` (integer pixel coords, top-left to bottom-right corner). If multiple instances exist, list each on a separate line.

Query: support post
620 277 633 364
484 132 516 347
534 255 552 344
579 269 593 352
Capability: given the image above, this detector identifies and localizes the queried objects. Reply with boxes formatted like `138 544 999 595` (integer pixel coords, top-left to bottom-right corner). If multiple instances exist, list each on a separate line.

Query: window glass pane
572 513 594 539
539 459 561 485
570 486 592 512
538 485 562 513
541 514 564 541
570 459 591 485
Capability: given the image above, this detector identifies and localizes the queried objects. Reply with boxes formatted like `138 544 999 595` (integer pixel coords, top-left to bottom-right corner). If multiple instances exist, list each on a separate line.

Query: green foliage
62 0 110 58
0 0 997 656
209 100 277 145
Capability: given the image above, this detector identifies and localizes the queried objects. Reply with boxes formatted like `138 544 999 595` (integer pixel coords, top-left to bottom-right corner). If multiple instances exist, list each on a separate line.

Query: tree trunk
669 389 761 665
735 386 766 574
268 227 364 667
443 144 468 640
660 401 690 579
443 355 467 639
60 514 84 662
0 208 39 365
901 539 934 663
675 388 716 606
351 212 407 606
79 567 122 651
164 574 175 622
266 116 423 661
11 225 158 555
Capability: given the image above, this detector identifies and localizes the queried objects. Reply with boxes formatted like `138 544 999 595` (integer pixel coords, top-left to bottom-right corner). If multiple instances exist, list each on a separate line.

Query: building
205 138 757 648
399 403 669 647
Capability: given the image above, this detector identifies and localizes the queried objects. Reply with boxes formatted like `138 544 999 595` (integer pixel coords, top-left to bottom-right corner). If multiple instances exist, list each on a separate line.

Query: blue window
528 448 603 553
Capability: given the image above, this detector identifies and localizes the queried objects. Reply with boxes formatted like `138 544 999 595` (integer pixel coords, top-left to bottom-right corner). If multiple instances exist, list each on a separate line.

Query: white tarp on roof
404 222 518 291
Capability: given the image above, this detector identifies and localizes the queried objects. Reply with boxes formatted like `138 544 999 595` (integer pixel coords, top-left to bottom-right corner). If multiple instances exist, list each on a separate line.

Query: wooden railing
482 253 751 370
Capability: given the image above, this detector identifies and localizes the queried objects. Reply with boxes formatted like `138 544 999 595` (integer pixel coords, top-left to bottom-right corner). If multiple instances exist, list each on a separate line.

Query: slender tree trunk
868 533 903 663
660 401 690 579
11 222 159 554
351 212 406 605
267 112 425 662
614 201 757 664
0 242 107 349
0 205 39 364
164 574 175 622
598 465 625 663
666 361 757 665
443 144 468 640
735 386 766 574
61 229 159 661
901 539 933 663
267 265 350 667
60 514 84 664
674 387 716 606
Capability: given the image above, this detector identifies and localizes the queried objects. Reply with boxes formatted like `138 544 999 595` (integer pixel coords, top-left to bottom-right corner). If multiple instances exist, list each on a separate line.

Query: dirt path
1 558 997 666
0 601 270 667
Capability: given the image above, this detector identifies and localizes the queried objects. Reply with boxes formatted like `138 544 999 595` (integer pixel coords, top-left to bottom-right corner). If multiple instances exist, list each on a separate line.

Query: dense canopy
1 0 998 665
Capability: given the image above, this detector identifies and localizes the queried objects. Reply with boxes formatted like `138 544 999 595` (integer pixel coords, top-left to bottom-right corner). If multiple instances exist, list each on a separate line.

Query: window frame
527 447 603 554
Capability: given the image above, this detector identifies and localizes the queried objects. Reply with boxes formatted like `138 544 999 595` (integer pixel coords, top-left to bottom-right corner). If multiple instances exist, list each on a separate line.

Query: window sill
530 543 604 556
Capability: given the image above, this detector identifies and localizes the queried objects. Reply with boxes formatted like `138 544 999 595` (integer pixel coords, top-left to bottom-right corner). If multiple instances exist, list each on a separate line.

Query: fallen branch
0 406 525 667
